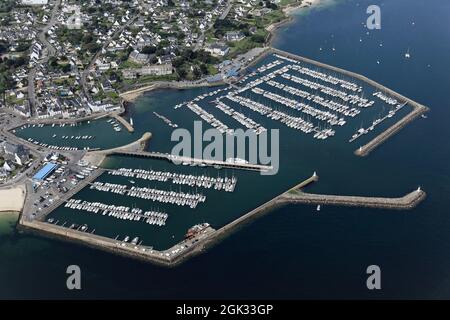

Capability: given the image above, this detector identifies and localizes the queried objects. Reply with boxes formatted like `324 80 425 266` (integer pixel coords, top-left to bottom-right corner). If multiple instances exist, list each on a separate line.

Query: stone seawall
281 189 426 210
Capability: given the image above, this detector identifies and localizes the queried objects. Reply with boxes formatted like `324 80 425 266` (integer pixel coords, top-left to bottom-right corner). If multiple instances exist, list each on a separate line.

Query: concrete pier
112 113 134 133
82 132 152 166
354 106 428 157
112 150 274 172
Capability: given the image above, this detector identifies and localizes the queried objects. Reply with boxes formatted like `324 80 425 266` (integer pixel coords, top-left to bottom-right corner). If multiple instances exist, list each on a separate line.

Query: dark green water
1 0 449 299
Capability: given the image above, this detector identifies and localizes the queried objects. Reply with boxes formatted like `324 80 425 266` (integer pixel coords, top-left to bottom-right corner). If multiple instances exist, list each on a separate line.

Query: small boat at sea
405 48 411 59
316 205 321 212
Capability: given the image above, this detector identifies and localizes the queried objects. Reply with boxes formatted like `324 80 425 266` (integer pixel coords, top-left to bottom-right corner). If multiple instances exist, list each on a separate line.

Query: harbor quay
19 218 217 267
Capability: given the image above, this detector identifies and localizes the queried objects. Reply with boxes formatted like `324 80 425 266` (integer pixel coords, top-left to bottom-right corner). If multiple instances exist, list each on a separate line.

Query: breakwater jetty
281 188 426 210
354 106 427 156
111 113 134 133
200 173 320 248
19 217 217 267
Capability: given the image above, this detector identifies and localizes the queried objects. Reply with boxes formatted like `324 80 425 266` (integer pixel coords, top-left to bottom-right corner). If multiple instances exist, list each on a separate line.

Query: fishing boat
316 205 321 211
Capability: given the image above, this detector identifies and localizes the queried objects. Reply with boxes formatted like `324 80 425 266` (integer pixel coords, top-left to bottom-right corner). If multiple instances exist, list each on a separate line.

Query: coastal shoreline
0 185 26 213
266 0 324 44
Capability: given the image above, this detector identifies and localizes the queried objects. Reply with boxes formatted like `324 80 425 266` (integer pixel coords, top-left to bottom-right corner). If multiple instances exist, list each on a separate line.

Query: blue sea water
1 0 450 299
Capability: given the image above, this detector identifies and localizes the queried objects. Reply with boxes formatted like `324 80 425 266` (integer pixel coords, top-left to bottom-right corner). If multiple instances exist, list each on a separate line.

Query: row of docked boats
107 118 122 132
185 102 231 134
349 102 407 142
251 87 340 126
64 198 168 226
225 93 317 135
280 72 373 108
256 59 283 73
26 138 87 151
90 181 206 209
59 135 95 140
373 91 398 106
214 100 267 135
108 168 237 192
266 79 359 119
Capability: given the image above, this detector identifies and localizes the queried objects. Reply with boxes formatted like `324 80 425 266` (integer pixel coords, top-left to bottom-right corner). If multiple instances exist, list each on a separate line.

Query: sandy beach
0 185 26 213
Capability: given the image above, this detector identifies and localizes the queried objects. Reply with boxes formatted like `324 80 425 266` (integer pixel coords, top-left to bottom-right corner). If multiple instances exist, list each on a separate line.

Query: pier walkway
112 113 134 132
112 150 274 172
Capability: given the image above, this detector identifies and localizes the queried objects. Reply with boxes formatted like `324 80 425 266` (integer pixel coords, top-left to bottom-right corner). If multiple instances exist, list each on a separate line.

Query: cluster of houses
0 0 286 122
0 141 31 181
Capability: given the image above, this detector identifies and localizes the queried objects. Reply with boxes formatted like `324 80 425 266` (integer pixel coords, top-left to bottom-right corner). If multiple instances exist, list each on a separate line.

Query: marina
62 199 169 226
89 181 207 209
167 49 427 150
0 0 447 300
12 48 429 263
